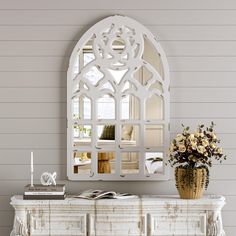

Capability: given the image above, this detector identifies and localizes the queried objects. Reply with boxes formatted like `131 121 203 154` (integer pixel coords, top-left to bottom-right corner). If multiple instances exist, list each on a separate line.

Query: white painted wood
10 195 226 236
67 15 170 180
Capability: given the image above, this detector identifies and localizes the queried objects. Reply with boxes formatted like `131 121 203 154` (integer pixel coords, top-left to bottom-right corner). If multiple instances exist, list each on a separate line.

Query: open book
74 189 137 200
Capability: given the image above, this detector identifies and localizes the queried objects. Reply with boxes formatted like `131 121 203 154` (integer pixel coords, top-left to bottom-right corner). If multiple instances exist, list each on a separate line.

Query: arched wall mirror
67 15 170 180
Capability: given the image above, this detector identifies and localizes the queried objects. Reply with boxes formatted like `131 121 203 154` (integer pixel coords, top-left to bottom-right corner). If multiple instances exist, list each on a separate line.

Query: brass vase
175 166 207 199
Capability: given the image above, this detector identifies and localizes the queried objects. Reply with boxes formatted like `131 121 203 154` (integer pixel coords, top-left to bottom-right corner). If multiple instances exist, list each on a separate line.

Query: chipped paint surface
10 195 225 236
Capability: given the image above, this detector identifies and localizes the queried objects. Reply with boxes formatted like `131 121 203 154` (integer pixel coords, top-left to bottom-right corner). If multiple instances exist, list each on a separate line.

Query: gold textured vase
175 167 207 199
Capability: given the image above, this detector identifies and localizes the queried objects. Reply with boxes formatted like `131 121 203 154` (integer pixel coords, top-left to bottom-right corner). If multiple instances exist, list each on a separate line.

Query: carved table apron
10 195 225 236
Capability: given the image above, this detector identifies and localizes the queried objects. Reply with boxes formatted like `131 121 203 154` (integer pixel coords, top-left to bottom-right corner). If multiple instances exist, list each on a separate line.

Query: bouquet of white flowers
168 122 226 169
168 122 226 198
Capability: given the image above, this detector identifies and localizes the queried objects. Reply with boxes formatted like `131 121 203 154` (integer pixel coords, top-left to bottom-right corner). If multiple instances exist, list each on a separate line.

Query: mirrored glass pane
84 66 104 85
121 95 139 120
145 152 163 175
143 38 164 77
97 125 115 147
73 151 92 174
133 65 153 86
120 124 139 147
108 69 128 84
72 95 91 120
98 152 115 174
146 95 163 120
83 51 95 66
145 125 163 147
121 152 139 174
97 95 115 119
73 124 92 147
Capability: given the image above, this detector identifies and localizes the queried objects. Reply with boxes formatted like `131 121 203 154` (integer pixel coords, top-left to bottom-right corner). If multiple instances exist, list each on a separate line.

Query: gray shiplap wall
0 0 235 235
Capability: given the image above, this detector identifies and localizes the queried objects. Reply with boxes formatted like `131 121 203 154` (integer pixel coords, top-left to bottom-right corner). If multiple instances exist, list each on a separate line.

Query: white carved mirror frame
67 15 170 181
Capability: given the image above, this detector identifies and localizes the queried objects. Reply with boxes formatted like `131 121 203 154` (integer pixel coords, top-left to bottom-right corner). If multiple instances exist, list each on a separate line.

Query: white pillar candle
31 151 34 172
30 151 34 187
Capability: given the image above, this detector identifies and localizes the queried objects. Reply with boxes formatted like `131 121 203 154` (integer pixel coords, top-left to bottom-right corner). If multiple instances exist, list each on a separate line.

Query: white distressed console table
10 195 225 236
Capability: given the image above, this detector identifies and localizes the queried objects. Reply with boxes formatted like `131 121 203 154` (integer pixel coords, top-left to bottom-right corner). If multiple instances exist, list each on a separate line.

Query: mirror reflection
145 152 163 175
121 152 139 174
98 152 115 174
73 151 91 174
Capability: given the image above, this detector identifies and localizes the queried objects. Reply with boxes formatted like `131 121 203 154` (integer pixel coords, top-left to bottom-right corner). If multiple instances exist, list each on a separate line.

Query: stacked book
23 184 66 200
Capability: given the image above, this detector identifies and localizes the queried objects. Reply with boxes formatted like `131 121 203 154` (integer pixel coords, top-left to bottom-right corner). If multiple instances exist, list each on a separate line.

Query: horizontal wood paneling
0 227 11 236
0 164 66 180
0 26 85 41
0 0 236 10
1 56 236 72
0 88 66 102
0 41 74 56
1 26 236 41
170 71 236 88
171 118 236 133
0 149 66 164
0 196 11 211
224 196 236 211
162 41 236 56
0 212 13 227
0 134 66 149
171 103 236 118
0 71 66 87
0 118 66 134
1 41 236 57
1 71 236 88
169 57 236 72
0 10 236 26
0 56 68 71
1 87 236 103
225 227 236 235
171 88 236 102
0 103 66 118
222 211 236 227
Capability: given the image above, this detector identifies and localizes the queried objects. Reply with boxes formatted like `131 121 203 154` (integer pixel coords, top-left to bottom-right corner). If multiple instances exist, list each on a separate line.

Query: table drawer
150 213 206 236
30 211 87 236
90 214 146 236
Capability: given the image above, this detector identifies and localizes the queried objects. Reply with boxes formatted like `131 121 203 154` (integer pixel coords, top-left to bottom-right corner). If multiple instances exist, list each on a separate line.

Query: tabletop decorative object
168 122 227 199
40 172 57 186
